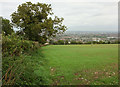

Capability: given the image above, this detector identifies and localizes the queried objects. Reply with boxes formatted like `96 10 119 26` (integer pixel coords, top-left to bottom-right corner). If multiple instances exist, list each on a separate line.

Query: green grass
40 44 118 85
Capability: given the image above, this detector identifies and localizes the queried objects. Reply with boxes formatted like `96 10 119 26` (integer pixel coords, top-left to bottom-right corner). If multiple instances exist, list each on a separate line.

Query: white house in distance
92 38 101 42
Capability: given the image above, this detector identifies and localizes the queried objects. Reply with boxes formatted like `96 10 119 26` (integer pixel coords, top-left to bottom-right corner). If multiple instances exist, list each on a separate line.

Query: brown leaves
74 73 79 76
94 72 98 75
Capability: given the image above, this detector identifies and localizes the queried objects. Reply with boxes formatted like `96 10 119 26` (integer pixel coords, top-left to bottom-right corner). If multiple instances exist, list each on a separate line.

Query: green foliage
52 41 58 45
2 18 14 36
11 2 67 44
57 40 64 45
65 40 69 45
2 1 68 85
49 40 54 44
2 33 37 57
52 40 83 45
2 32 47 85
2 49 48 85
2 31 50 85
71 41 76 44
71 41 82 44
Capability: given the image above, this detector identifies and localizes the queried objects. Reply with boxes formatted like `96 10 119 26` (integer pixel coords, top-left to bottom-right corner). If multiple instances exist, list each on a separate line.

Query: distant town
49 31 118 44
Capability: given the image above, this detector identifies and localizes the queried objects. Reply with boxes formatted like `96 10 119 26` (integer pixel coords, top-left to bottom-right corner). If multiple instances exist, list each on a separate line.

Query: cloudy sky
0 0 118 31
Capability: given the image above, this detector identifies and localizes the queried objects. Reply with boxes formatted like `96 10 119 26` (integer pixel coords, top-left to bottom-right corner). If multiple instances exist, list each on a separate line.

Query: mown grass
41 44 118 85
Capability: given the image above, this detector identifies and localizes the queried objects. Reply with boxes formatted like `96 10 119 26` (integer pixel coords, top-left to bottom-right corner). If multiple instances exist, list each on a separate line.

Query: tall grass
2 33 48 85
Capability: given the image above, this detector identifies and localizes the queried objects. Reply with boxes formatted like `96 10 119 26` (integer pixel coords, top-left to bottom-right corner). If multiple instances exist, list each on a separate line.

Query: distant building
107 37 118 39
92 38 101 42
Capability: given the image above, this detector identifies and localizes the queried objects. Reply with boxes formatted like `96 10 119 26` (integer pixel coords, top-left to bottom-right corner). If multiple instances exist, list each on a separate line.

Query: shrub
2 50 48 85
2 33 47 85
57 40 64 45
2 33 38 57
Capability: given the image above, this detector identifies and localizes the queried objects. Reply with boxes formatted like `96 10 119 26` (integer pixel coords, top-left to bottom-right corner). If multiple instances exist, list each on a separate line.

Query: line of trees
49 40 119 45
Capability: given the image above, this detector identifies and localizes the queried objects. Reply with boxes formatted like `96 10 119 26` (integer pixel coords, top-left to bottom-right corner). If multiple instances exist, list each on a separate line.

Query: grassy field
38 44 118 85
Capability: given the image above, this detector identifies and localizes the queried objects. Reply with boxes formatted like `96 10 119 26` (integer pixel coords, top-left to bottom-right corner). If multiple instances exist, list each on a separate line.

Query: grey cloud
0 1 118 31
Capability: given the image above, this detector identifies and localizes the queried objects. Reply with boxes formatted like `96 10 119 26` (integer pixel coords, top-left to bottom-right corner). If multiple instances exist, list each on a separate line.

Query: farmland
39 44 118 85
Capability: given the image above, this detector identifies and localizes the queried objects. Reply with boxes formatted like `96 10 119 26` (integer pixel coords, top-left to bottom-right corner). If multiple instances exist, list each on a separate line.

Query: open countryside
35 44 118 85
1 1 118 86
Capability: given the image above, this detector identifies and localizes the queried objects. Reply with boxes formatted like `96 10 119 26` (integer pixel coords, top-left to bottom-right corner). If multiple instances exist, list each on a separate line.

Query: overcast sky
0 0 118 31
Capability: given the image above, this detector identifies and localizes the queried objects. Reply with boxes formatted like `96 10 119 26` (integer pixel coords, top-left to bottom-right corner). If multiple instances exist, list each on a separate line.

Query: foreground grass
3 44 118 85
41 44 118 85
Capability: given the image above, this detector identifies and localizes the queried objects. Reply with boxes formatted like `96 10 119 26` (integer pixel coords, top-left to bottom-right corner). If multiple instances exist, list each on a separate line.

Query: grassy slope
41 44 118 85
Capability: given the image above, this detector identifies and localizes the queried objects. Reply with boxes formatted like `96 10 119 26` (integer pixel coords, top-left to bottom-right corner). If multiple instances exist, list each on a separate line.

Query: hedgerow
2 33 48 85
2 33 38 57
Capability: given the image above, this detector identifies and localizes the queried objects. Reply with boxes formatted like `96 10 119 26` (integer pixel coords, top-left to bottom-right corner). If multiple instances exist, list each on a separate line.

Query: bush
71 41 78 44
2 49 48 85
2 33 38 57
57 40 64 45
2 33 48 85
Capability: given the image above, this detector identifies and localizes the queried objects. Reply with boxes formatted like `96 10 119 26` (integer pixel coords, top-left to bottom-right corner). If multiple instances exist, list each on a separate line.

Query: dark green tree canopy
11 2 67 43
2 17 13 35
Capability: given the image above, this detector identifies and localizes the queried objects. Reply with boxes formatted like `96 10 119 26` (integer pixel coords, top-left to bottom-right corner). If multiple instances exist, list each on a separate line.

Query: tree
53 41 58 45
11 2 67 44
49 39 54 44
65 40 69 45
2 17 13 35
71 41 77 44
77 41 82 44
57 40 64 45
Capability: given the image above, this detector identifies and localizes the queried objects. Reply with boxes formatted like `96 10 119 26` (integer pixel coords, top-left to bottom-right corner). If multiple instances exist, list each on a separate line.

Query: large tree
2 18 13 35
11 2 67 44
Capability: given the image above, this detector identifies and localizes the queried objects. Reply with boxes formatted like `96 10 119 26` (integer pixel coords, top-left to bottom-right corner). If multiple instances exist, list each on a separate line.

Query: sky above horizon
0 0 118 31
